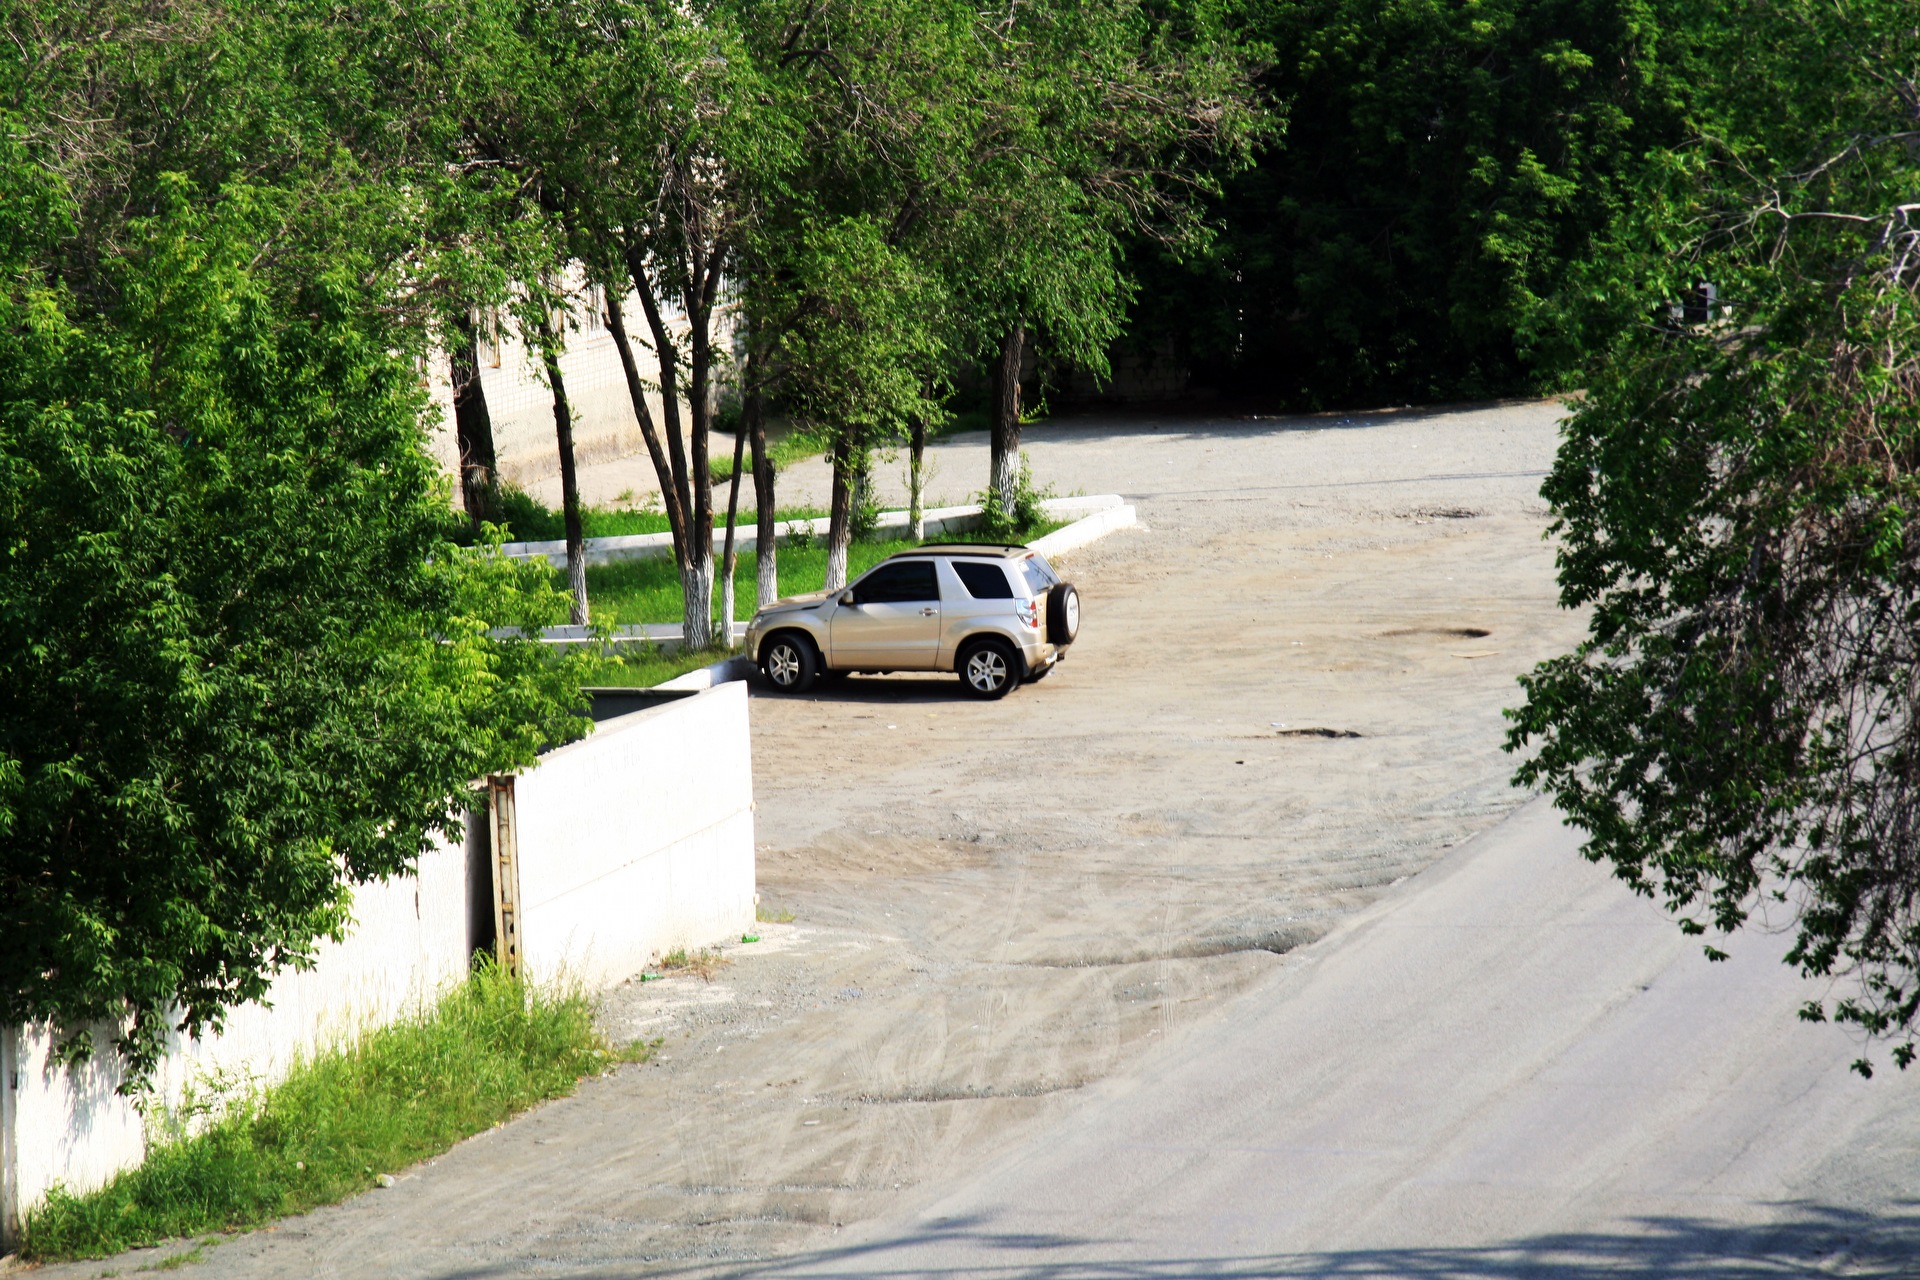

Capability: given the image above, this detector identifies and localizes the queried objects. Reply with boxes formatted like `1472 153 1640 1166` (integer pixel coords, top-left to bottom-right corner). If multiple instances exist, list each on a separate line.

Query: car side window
951 560 1015 599
851 560 938 604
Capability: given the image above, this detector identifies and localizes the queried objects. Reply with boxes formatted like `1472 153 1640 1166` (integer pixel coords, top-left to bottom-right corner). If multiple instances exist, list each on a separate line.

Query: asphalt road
746 800 1920 1279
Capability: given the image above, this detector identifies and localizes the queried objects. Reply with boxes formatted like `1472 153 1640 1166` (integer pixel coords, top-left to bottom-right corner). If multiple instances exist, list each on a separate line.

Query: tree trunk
628 247 694 543
825 437 855 593
683 279 716 651
719 423 746 649
605 294 686 565
748 380 778 612
989 323 1025 518
537 318 588 626
449 314 498 530
627 246 712 649
908 412 927 541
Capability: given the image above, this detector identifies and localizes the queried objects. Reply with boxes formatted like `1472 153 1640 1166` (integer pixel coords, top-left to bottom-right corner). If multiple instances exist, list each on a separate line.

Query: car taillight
1020 599 1041 628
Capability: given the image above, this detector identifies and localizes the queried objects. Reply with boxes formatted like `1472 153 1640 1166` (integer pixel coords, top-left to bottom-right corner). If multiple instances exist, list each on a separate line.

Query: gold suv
745 543 1081 699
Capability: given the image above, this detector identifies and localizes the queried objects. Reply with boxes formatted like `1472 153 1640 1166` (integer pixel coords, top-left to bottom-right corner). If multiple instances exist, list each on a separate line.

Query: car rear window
951 560 1015 599
852 559 938 603
1018 554 1058 594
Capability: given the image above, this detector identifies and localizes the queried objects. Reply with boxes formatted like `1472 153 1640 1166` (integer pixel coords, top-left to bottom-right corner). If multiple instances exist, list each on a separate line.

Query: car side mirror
839 591 856 606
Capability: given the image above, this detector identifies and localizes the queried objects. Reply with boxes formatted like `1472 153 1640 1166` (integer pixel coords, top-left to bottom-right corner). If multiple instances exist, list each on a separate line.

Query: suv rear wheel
958 638 1019 699
762 633 818 694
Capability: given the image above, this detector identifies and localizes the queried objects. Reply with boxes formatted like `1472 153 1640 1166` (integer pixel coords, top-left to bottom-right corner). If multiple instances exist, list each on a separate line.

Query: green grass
494 486 824 544
575 644 737 688
581 521 1067 626
20 965 644 1263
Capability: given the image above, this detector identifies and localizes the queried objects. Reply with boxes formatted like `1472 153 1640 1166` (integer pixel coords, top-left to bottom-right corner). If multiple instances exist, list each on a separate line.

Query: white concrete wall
1 828 473 1240
513 681 757 989
1 682 758 1243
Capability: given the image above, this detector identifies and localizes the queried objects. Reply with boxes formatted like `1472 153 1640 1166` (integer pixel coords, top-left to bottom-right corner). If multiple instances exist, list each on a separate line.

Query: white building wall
429 278 740 502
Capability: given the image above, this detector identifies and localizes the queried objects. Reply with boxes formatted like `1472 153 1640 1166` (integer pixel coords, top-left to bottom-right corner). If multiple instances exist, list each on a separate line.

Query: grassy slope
21 967 647 1262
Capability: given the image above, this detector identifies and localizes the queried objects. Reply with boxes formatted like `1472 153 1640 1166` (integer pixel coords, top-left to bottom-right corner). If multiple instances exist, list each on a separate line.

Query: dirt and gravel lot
49 399 1593 1279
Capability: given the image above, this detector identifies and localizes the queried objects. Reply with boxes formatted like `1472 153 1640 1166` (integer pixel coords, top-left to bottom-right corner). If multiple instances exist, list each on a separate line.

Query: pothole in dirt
1272 727 1363 739
1404 506 1482 521
1382 626 1491 639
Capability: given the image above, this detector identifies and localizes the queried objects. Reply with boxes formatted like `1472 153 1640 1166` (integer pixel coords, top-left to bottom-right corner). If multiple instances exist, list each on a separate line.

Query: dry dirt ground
50 400 1594 1279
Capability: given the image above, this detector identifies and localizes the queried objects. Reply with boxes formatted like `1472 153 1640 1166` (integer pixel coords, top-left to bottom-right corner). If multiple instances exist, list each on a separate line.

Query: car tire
761 633 818 694
958 638 1020 699
1046 583 1080 645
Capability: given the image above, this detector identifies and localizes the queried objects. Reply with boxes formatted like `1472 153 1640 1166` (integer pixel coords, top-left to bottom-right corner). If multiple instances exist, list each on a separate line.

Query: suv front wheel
762 633 818 694
958 638 1020 700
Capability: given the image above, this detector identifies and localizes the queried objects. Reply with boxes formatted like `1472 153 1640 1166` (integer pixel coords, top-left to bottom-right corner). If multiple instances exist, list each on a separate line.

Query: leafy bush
975 451 1054 540
0 158 586 1078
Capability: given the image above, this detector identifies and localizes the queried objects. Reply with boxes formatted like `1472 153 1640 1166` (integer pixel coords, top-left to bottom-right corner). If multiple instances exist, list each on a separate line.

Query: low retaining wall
1 829 475 1246
0 683 755 1245
513 681 755 989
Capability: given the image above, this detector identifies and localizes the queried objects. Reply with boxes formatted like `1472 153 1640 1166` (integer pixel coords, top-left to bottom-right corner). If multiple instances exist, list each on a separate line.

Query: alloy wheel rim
968 650 1007 691
769 646 800 685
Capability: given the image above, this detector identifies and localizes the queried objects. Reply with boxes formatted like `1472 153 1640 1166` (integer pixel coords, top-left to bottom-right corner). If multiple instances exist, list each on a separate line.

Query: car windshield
1018 554 1058 594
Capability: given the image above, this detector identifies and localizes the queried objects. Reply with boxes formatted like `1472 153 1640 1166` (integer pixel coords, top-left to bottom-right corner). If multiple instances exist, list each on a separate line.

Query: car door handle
920 607 938 616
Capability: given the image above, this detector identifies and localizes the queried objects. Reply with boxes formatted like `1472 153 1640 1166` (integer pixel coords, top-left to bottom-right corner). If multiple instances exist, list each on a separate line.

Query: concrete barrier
1030 502 1139 559
510 681 755 989
0 683 755 1243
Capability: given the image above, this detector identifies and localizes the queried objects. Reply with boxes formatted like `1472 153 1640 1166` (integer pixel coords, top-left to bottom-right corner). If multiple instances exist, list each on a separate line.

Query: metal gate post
487 775 523 980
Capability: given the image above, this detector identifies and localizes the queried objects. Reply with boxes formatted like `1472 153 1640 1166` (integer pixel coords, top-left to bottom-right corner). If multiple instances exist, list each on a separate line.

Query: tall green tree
1508 0 1920 1073
958 0 1265 513
0 6 586 1077
404 0 769 647
1132 0 1696 407
727 0 971 590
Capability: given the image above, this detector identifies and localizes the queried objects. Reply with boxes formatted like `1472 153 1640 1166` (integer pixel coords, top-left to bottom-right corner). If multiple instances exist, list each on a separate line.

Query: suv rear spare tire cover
1046 582 1080 645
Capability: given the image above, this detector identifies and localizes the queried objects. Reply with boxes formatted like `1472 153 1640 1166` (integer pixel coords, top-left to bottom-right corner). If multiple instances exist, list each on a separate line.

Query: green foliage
976 453 1056 540
484 488 823 545
945 0 1268 377
0 23 588 1078
1507 0 1920 1071
760 215 948 461
19 965 626 1261
1138 0 1699 406
575 644 738 689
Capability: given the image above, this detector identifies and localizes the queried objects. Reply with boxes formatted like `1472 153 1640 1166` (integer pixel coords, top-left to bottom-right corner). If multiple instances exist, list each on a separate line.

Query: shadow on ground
745 674 1029 705
435 1202 1920 1279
